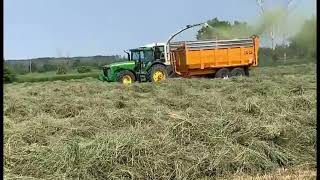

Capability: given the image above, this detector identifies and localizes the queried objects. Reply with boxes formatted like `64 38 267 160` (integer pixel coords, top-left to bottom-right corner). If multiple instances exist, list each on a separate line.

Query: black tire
244 67 250 76
147 64 168 82
215 68 230 78
230 67 245 77
116 70 136 84
166 65 177 78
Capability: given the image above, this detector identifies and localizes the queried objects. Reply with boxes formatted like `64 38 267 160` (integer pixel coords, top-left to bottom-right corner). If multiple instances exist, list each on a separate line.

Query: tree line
5 55 123 74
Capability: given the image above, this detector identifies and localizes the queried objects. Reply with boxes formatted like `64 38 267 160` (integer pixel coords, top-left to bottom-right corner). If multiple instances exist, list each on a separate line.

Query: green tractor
99 43 173 84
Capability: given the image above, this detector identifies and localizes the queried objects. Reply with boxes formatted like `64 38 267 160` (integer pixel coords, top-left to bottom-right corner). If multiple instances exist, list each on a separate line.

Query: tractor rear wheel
116 70 136 85
230 67 245 77
147 64 168 83
215 68 230 79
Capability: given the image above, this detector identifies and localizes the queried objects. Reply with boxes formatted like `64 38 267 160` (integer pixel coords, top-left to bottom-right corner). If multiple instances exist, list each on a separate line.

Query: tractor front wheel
147 64 168 83
116 70 136 85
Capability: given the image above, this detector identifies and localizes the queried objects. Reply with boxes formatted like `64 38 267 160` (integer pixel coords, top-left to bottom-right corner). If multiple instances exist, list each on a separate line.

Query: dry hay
4 63 316 179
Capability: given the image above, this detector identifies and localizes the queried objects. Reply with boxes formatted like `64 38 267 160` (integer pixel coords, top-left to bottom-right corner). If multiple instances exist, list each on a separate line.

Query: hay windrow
3 63 316 179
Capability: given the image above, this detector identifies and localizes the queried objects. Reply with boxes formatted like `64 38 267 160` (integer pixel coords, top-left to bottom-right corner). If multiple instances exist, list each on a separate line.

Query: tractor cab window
131 49 154 62
154 46 165 61
131 51 140 61
140 51 144 60
142 50 153 62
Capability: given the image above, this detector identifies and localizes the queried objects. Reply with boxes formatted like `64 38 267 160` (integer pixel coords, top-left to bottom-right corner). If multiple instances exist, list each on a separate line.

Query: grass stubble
4 63 316 179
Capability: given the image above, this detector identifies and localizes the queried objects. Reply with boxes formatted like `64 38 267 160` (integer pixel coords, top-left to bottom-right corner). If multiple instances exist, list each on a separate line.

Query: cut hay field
4 63 316 179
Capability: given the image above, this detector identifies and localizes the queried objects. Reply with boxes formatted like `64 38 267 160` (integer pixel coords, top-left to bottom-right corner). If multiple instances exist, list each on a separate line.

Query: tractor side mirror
124 50 130 60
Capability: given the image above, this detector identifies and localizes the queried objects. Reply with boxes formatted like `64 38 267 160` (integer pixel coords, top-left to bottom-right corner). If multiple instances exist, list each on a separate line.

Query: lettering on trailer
244 50 253 55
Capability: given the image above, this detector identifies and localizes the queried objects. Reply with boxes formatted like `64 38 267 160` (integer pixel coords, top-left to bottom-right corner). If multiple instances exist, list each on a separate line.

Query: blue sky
4 0 316 59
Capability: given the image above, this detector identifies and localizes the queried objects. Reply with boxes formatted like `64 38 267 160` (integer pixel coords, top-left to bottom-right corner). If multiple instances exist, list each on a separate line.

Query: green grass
15 69 101 83
4 63 316 179
258 58 316 67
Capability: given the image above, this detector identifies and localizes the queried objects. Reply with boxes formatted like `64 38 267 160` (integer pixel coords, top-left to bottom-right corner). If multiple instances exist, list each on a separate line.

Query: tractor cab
127 43 166 62
127 44 166 73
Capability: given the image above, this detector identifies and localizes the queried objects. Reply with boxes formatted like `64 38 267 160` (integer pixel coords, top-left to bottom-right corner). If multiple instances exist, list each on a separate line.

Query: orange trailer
169 35 259 78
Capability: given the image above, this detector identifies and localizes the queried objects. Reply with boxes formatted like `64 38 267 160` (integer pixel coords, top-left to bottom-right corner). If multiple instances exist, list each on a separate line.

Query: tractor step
138 74 148 82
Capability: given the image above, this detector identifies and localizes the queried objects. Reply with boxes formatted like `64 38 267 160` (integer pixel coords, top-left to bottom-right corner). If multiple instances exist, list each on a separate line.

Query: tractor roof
130 47 153 51
142 43 166 47
129 42 166 51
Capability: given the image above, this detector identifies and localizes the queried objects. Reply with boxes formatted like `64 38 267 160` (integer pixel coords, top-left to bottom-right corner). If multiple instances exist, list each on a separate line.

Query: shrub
56 65 68 75
42 64 58 72
77 66 91 73
4 66 16 83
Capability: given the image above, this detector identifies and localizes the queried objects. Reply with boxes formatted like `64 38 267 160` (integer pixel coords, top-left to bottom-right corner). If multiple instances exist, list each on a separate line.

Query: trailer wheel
116 70 136 85
215 68 230 79
230 68 245 77
244 67 250 76
147 64 168 82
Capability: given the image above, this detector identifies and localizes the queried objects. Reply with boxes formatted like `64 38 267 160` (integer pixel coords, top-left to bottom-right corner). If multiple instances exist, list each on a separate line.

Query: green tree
4 66 16 83
72 59 81 68
77 66 91 73
42 64 58 72
289 16 316 58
